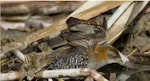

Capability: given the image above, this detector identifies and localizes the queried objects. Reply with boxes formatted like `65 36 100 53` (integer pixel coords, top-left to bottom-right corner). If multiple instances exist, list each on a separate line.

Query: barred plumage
43 17 122 72
44 46 89 70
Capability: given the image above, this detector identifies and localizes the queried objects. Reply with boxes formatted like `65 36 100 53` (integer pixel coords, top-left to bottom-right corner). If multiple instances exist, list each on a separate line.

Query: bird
43 17 125 71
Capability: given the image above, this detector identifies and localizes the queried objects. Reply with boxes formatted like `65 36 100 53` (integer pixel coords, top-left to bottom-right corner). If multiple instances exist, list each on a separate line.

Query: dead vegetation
0 1 150 81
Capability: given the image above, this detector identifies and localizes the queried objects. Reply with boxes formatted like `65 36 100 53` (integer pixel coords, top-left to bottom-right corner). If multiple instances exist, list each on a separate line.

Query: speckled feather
43 17 119 70
44 46 89 70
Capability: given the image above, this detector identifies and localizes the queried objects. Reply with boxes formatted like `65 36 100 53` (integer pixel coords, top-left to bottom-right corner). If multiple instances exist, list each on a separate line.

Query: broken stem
0 69 108 81
140 43 150 53
12 49 26 62
0 72 21 81
126 48 138 58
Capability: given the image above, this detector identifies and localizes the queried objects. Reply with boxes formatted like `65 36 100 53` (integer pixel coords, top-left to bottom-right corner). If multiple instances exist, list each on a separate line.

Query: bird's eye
113 54 119 58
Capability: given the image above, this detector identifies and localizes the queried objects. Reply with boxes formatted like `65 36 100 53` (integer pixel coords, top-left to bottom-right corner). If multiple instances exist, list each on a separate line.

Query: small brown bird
43 17 127 70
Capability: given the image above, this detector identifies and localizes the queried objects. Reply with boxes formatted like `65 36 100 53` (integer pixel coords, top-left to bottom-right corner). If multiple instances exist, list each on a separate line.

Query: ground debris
0 1 150 81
